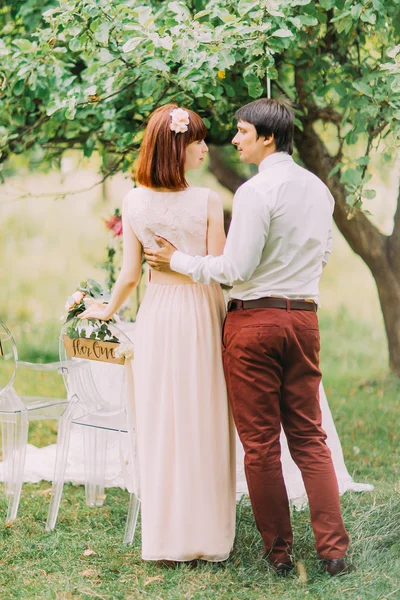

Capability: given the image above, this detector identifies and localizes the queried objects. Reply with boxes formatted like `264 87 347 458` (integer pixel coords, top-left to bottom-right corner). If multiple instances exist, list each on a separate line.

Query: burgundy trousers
222 305 349 564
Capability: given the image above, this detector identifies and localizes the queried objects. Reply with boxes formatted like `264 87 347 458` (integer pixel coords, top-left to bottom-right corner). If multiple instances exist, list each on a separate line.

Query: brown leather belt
227 297 318 312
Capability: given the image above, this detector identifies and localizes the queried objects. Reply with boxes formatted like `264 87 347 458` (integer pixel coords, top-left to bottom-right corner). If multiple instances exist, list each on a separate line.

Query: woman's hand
78 299 112 321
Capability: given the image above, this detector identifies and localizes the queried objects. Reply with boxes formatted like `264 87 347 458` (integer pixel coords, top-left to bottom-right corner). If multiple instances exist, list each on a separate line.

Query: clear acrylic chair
0 320 67 524
45 318 140 544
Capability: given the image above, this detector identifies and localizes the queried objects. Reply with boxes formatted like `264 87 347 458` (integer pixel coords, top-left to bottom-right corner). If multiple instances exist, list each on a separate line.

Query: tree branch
0 157 126 204
310 107 342 125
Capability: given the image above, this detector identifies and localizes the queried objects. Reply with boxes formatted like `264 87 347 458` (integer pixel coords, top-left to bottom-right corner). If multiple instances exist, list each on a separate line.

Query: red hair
135 104 207 191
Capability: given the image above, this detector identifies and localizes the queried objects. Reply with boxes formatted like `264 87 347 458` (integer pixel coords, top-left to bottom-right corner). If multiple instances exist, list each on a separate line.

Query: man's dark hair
235 97 294 155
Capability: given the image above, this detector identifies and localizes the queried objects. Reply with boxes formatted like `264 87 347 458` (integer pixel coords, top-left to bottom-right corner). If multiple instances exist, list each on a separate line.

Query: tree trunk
294 120 400 375
208 138 400 375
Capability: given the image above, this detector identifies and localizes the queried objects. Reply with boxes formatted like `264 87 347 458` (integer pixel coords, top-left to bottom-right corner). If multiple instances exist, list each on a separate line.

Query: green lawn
1 165 399 598
0 309 399 600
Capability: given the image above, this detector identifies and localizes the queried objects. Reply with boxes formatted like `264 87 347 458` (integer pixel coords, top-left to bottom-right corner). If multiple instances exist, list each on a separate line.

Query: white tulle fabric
0 343 373 508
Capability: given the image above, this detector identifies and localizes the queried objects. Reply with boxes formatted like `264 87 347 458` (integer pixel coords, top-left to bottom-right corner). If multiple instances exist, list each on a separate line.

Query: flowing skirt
133 282 236 561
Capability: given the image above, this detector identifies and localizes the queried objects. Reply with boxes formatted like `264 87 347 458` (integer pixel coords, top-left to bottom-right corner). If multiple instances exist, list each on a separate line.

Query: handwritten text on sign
63 336 125 365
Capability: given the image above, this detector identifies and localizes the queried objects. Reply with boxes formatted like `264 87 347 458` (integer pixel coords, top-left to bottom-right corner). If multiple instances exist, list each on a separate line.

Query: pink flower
170 108 190 133
72 291 85 304
105 215 123 237
65 290 86 311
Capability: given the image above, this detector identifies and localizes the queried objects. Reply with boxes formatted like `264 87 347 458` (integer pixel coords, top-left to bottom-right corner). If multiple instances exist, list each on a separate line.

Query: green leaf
319 0 336 8
142 77 159 97
135 6 153 26
94 22 111 44
342 168 363 187
351 4 362 19
12 39 34 53
391 76 400 93
168 2 190 20
272 29 293 38
287 17 302 29
122 37 143 53
360 10 377 25
298 15 319 26
83 136 96 158
328 163 342 178
218 50 235 69
291 0 312 5
363 189 376 199
346 193 357 206
244 72 263 98
12 80 25 97
69 38 81 52
194 9 212 19
355 156 370 166
148 58 170 72
352 81 374 97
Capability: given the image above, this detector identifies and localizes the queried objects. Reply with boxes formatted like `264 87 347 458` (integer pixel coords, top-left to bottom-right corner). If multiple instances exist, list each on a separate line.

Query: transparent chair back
46 317 139 544
0 322 18 404
59 319 131 430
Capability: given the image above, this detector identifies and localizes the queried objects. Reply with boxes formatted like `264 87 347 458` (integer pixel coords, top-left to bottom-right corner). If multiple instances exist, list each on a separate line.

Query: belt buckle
228 299 243 311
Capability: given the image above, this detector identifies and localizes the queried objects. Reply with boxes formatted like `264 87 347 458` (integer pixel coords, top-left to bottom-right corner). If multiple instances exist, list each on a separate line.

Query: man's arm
322 191 335 268
171 184 269 286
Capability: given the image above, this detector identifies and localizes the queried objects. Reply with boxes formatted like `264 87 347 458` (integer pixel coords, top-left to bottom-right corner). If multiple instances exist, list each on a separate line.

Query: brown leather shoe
322 558 349 577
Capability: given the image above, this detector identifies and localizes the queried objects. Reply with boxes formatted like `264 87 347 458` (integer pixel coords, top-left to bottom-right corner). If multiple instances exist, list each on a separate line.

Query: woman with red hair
81 104 236 563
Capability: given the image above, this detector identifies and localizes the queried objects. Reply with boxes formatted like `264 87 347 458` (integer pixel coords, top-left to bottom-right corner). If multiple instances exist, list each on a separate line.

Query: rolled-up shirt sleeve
170 183 269 286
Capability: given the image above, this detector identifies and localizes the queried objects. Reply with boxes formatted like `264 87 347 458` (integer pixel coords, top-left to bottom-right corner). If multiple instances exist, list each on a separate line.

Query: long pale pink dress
126 186 236 562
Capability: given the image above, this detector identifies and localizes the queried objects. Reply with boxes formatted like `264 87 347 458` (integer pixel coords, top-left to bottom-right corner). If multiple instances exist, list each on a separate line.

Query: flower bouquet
62 279 119 343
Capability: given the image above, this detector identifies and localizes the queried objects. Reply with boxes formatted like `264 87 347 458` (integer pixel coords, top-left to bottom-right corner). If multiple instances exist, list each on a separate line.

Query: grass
1 162 399 598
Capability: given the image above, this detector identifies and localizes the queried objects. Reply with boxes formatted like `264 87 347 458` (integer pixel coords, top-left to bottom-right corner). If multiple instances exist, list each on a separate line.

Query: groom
144 98 350 576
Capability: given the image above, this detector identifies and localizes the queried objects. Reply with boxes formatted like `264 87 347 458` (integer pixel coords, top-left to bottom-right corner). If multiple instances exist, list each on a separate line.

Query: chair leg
45 415 73 531
2 412 29 524
123 494 140 545
83 427 108 507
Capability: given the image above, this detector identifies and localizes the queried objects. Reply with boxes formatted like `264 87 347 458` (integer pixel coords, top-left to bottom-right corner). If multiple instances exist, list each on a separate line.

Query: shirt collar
258 152 293 173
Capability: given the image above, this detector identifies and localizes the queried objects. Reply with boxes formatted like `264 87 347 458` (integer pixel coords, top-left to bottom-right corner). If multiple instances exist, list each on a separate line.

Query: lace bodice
125 186 209 256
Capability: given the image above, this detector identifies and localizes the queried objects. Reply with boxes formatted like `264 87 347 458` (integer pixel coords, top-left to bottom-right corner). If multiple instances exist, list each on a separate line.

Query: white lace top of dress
125 186 209 257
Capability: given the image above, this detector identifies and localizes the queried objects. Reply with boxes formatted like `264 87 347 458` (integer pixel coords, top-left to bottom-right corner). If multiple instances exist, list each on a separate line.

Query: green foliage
0 0 399 204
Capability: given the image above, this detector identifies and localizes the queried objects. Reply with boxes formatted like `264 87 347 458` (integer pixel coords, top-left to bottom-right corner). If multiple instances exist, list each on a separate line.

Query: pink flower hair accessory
170 108 190 133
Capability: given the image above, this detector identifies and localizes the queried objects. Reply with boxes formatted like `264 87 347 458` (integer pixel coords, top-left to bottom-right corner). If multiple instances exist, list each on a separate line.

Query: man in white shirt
144 98 349 576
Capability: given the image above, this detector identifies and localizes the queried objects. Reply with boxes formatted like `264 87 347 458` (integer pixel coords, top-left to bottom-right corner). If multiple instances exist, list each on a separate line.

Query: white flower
114 342 134 360
170 108 190 133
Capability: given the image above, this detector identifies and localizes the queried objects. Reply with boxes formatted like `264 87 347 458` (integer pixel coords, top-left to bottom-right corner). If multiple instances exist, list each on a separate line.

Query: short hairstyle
135 104 207 191
235 98 294 155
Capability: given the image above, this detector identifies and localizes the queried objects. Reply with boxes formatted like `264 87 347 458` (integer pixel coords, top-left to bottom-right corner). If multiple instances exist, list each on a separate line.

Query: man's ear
263 134 275 147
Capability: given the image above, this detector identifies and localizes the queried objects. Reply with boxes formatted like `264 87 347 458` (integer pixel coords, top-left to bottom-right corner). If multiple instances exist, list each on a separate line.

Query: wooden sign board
63 336 125 365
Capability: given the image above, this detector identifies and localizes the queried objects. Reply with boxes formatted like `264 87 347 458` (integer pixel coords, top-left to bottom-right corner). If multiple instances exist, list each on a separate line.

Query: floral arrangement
104 209 123 237
62 279 119 342
102 208 123 291
101 207 146 318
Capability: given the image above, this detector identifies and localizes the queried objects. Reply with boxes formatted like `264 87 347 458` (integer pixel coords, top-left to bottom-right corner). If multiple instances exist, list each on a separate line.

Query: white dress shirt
170 152 334 303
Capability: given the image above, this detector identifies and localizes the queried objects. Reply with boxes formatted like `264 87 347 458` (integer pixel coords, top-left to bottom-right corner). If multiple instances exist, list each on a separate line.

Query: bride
81 104 236 563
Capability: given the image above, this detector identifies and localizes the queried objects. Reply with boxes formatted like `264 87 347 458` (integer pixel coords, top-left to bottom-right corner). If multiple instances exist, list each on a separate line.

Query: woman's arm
79 197 143 321
206 190 226 256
